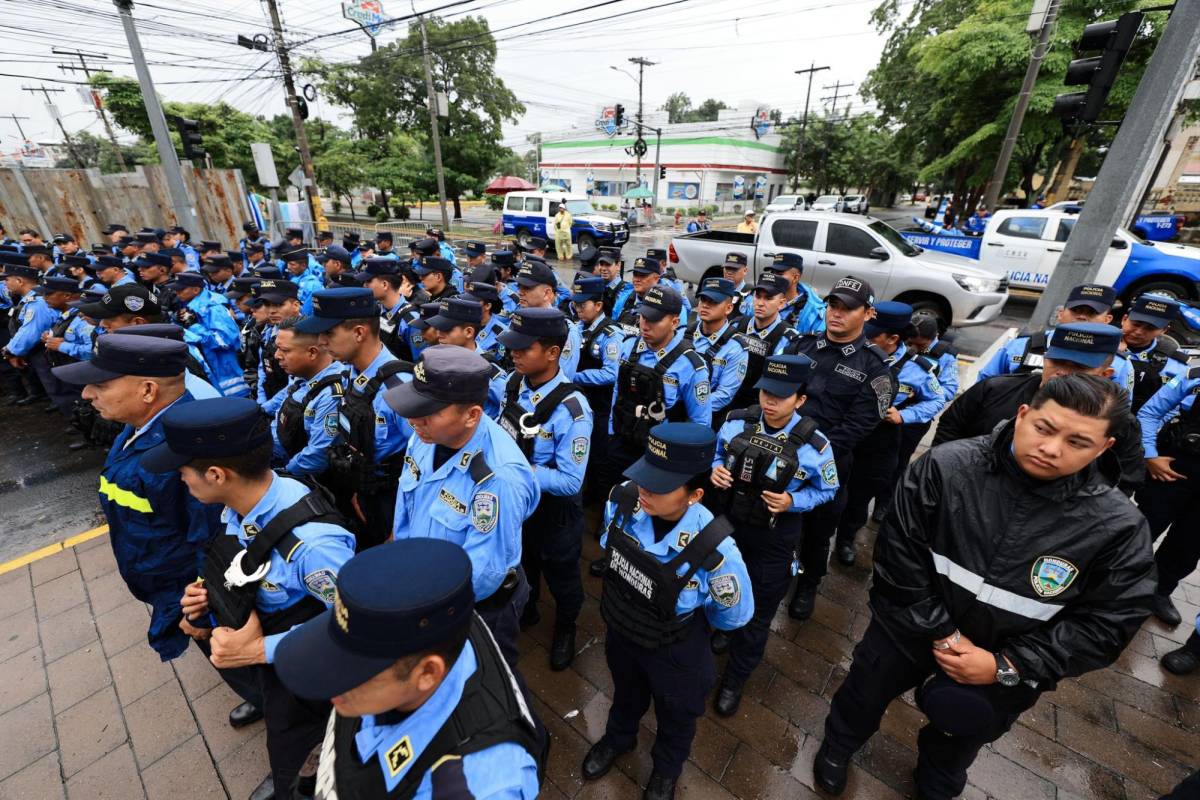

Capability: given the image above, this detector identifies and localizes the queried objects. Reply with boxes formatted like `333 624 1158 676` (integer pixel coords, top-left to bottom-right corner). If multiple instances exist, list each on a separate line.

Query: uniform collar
586 314 610 332
521 368 567 402
696 321 730 343
750 411 801 437
422 421 492 480
354 641 478 791
123 392 190 452
222 472 285 536
885 342 907 366
309 360 344 385
1126 338 1158 359
626 502 709 555
635 328 685 356
746 315 780 337
352 347 395 380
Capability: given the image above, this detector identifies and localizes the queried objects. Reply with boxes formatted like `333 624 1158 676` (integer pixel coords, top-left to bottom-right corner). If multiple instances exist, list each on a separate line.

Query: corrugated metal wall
0 166 250 247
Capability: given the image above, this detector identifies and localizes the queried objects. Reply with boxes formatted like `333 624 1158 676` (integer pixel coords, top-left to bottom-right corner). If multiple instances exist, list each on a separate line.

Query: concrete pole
419 14 450 231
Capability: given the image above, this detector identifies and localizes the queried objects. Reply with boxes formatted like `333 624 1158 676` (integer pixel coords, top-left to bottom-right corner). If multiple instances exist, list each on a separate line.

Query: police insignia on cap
334 589 350 633
1030 556 1078 597
836 278 863 292
635 258 646 267
647 434 668 459
413 362 426 383
1061 331 1095 346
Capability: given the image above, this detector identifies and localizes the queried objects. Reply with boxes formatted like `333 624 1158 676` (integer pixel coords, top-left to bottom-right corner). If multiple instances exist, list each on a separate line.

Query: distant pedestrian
686 210 711 233
737 211 758 234
553 202 574 261
942 203 956 230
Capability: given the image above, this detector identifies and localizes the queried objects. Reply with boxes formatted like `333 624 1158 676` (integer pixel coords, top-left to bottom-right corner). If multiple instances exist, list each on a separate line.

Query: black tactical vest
379 303 417 361
717 408 818 532
328 360 413 492
276 373 346 458
600 483 733 649
579 317 619 373
261 331 288 400
315 616 546 800
497 374 581 461
602 280 632 319
240 320 263 372
732 319 792 407
611 338 701 447
45 308 81 368
1129 339 1185 412
1014 330 1049 373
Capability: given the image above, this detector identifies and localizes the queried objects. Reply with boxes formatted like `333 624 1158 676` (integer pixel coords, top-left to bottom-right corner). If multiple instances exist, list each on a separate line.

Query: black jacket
871 422 1155 688
933 373 1146 493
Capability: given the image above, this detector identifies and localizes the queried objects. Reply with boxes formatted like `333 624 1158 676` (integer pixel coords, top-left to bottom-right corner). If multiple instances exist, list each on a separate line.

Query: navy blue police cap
94 255 125 270
255 265 285 280
0 264 38 281
825 275 874 309
197 240 221 252
224 249 245 263
317 245 352 265
464 240 487 258
329 272 364 288
1044 322 1121 369
498 307 568 350
697 277 736 302
229 276 262 295
159 248 184 260
469 265 499 285
515 260 557 288
357 243 375 254
60 254 91 269
465 281 500 303
202 255 233 271
163 271 205 291
723 251 748 269
112 323 186 342
768 252 804 274
244 241 265 254
355 257 400 282
490 249 515 268
409 302 441 332
864 300 914 338
754 273 789 297
646 248 667 263
102 223 128 235
285 227 305 240
76 284 159 320
52 232 75 244
428 297 484 332
117 235 136 247
22 244 52 257
252 279 300 304
294 287 377 334
135 231 159 244
426 227 445 241
282 247 310 263
578 245 599 270
42 276 83 294
624 422 717 494
0 251 30 267
572 276 606 302
755 354 814 397
383 345 491 417
597 247 622 265
275 538 474 700
374 231 393 243
413 237 439 257
52 333 187 386
241 220 260 232
416 256 455 277
1128 293 1178 328
70 285 108 308
1064 283 1116 313
637 285 683 322
631 256 661 276
528 236 548 250
916 673 1002 739
141 397 271 472
168 226 189 236
522 253 547 265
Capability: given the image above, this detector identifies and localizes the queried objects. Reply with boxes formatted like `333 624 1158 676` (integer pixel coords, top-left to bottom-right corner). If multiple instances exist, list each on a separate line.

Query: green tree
659 92 728 123
55 130 147 173
312 138 370 220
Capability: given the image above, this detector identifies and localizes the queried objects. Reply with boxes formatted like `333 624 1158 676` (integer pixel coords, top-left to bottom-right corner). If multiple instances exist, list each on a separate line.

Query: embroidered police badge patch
323 412 339 436
385 736 413 777
303 568 338 604
695 381 710 403
471 492 498 533
572 436 588 464
709 574 740 608
1030 556 1078 598
821 460 838 486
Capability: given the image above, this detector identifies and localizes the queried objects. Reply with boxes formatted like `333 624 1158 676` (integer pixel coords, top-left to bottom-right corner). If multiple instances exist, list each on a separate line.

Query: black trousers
725 519 802 686
522 492 585 629
590 437 642 533
1136 451 1200 596
30 351 80 418
356 479 399 551
836 424 901 546
796 448 853 588
194 638 263 710
604 621 714 779
478 567 531 669
581 387 612 506
825 619 1040 800
1162 770 1200 799
261 665 331 793
874 421 931 512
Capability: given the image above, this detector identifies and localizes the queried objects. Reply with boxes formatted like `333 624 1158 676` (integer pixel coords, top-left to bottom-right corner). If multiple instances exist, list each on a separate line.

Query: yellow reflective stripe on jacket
98 476 153 514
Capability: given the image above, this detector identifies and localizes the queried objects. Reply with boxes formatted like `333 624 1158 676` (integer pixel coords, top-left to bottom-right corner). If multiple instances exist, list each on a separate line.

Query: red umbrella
485 175 536 194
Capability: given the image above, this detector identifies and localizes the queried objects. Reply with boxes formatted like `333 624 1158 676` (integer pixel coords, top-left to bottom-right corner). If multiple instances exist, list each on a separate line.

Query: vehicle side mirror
868 246 890 261
1110 238 1128 250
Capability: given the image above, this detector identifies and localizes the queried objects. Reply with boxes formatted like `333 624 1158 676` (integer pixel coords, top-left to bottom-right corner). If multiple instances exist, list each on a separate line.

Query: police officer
416 256 459 303
813 374 1154 800
96 254 138 288
496 308 592 669
426 297 506 417
780 276 892 620
282 248 324 315
406 302 442 362
274 538 546 800
596 247 634 321
766 253 825 334
244 241 269 274
32 276 89 420
513 259 582 377
358 258 412 360
465 282 510 361
935 322 1145 495
709 355 838 714
317 245 354 288
254 280 300 406
203 255 236 294
571 276 623 502
730 273 795 409
302 288 416 546
2 263 58 401
834 301 945 564
1121 294 1187 411
691 277 748 425
51 336 223 661
267 316 345 477
583 422 753 800
1136 356 1200 627
147 397 356 800
164 271 249 398
106 323 222 401
722 252 753 318
372 231 401 262
384 346 541 666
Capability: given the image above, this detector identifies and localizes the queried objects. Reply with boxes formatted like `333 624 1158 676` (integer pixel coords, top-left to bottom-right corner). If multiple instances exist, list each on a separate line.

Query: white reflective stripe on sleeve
930 551 1062 622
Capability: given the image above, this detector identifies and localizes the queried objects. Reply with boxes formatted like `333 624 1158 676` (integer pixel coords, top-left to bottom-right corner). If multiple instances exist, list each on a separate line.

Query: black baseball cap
825 275 874 309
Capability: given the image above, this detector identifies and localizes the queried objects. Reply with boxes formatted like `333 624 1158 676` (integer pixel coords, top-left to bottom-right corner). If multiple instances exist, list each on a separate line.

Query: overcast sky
0 0 892 155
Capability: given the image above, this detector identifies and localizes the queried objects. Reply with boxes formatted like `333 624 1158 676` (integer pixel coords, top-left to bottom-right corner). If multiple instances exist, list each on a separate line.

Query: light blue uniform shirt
609 330 712 432
1137 369 1200 458
505 370 593 496
218 474 356 663
54 308 96 361
560 318 583 379
393 416 540 600
341 638 540 798
601 489 754 630
714 410 840 512
476 316 509 362
887 343 947 424
347 348 415 463
271 360 346 475
691 322 748 414
290 270 325 316
921 337 960 400
780 283 826 336
8 294 58 356
978 329 1136 402
1126 338 1188 390
185 373 221 399
575 316 623 389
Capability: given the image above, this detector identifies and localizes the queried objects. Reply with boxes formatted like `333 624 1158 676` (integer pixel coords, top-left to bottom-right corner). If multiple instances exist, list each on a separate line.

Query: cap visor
1043 346 1110 369
51 360 123 386
427 315 464 332
1128 311 1170 328
75 301 118 319
571 293 600 303
294 315 341 335
139 441 194 473
636 305 669 322
256 292 291 304
353 271 373 283
623 457 691 494
275 611 399 700
753 376 800 397
824 290 865 309
1065 300 1109 313
697 290 732 302
863 321 890 338
497 329 538 350
514 276 544 288
383 381 449 418
224 290 247 301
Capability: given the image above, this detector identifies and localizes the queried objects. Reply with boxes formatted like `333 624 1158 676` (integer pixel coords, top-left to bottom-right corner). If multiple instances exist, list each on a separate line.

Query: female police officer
583 422 752 800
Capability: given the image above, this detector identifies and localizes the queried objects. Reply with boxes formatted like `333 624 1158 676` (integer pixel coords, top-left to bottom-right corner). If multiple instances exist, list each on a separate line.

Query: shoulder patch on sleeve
303 568 338 604
470 492 499 533
708 573 740 608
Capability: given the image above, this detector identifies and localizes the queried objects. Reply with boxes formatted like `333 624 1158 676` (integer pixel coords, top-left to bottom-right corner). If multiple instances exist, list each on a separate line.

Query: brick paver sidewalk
1 523 1197 800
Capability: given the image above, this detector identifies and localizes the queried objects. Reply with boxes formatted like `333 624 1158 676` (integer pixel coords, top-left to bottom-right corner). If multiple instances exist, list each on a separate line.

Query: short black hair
18 228 40 238
113 311 164 324
375 273 404 290
335 316 380 336
276 315 319 343
536 335 568 352
187 418 274 478
389 619 471 679
685 473 709 493
1029 373 1128 436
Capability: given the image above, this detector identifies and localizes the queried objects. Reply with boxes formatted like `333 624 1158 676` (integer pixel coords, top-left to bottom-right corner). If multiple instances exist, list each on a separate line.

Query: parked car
500 191 629 250
764 194 807 214
668 210 1008 328
810 195 843 212
842 194 869 214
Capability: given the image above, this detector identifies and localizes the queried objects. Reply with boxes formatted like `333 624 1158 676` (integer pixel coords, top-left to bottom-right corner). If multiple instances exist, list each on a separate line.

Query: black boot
788 583 817 621
1162 632 1200 676
228 701 263 728
710 629 731 654
1152 593 1183 627
643 773 677 800
834 538 857 566
713 678 743 717
248 775 274 800
812 741 848 795
582 737 627 781
550 625 576 671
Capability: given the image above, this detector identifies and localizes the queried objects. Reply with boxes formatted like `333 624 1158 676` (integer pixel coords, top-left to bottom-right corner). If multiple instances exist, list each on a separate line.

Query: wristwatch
994 653 1020 687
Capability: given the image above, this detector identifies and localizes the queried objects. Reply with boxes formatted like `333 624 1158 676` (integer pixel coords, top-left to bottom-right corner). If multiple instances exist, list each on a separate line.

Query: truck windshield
565 200 595 215
868 220 921 257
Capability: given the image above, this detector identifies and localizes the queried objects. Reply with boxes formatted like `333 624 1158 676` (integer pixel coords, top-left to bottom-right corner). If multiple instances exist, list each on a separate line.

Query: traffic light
659 165 667 180
614 103 625 128
172 117 206 163
1052 11 1142 125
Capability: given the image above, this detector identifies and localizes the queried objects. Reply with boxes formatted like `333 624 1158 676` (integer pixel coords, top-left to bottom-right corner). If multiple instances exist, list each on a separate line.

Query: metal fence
0 166 251 247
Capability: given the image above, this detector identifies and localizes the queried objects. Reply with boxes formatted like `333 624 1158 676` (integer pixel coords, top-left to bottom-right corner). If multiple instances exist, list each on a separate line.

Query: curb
0 524 109 576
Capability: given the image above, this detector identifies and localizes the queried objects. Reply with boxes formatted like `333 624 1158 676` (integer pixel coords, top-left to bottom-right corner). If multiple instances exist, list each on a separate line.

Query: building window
716 183 734 200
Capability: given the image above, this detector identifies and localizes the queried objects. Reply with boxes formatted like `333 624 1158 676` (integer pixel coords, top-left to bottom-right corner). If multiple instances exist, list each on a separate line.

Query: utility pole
1 115 31 143
983 0 1060 212
54 49 128 171
113 0 199 233
263 0 326 233
820 80 855 114
1029 0 1200 326
629 56 656 185
792 63 830 191
22 85 85 169
418 13 450 231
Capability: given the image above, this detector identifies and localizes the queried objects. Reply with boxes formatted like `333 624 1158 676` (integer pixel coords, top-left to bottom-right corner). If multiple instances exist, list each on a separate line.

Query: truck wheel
1126 279 1194 302
577 233 596 251
516 229 533 249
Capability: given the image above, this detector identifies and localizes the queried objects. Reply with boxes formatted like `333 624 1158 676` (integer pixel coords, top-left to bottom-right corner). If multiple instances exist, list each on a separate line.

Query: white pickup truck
668 210 1009 328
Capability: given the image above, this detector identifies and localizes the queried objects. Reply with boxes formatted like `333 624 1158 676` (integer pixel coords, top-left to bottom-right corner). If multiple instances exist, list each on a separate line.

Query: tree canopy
660 93 730 124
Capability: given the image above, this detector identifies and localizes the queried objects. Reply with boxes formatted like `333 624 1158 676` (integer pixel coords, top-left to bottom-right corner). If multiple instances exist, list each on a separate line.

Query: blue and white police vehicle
501 191 629 251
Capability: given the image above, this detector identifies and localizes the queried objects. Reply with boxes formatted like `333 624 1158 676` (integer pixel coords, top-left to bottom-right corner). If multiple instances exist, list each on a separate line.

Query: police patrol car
501 191 629 252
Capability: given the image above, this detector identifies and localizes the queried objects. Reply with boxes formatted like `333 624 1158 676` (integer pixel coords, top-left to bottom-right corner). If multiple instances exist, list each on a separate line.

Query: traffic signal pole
1029 0 1200 327
112 0 199 234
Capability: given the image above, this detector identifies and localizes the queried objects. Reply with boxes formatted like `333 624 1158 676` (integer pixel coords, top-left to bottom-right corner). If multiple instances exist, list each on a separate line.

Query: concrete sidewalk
2 526 1198 800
